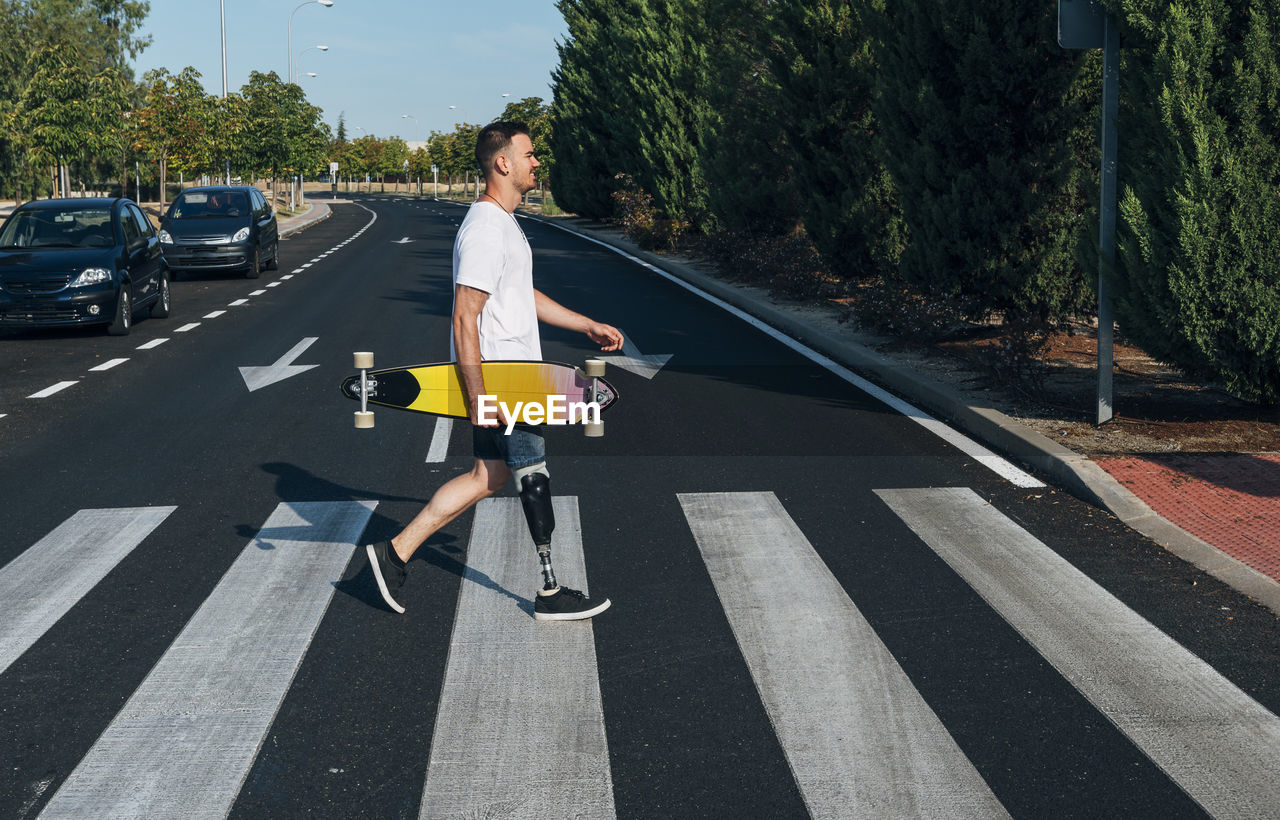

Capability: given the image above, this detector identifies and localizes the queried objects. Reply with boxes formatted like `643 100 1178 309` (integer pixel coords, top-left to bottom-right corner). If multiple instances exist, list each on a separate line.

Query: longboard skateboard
341 353 619 436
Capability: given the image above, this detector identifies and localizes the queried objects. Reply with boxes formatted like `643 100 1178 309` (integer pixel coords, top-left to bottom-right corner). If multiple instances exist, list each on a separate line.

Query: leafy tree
1101 0 1280 402
17 43 131 197
871 0 1096 337
133 67 211 204
238 71 328 192
498 96 554 186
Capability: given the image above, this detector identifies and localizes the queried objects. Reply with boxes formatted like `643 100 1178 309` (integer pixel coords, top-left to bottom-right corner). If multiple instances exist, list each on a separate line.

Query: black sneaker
533 586 611 621
366 541 406 614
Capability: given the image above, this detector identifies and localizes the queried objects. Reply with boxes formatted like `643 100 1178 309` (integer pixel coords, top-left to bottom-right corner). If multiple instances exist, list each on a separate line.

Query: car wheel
267 240 279 271
107 285 132 336
245 246 261 279
150 270 171 318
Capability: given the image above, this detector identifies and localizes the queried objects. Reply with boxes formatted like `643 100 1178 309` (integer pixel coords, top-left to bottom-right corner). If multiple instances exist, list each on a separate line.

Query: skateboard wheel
354 351 374 370
354 411 375 429
584 358 606 378
584 420 604 437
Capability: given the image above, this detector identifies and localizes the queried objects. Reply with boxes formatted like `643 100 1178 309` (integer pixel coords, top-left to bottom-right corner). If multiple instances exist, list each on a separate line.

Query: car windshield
169 191 249 219
0 207 115 249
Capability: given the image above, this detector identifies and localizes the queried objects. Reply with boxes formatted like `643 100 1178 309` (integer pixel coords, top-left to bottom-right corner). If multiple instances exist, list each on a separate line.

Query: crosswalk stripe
678 492 1007 819
425 417 452 462
877 487 1280 818
420 497 615 819
38 500 377 819
0 507 176 675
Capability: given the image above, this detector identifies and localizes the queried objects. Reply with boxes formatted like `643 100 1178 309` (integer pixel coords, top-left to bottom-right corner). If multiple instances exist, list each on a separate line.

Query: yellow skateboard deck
342 357 618 435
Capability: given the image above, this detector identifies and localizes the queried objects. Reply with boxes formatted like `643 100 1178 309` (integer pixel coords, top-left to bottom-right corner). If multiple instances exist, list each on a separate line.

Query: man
364 121 623 620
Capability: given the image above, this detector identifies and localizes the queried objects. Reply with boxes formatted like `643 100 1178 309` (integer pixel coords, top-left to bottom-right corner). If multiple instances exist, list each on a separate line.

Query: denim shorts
472 423 547 470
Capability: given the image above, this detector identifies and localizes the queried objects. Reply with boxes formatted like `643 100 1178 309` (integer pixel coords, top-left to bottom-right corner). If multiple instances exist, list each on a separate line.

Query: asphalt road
2 196 1278 819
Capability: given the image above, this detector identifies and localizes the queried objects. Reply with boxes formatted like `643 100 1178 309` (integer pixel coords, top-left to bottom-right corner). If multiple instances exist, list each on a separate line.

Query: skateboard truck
583 358 605 437
353 351 375 428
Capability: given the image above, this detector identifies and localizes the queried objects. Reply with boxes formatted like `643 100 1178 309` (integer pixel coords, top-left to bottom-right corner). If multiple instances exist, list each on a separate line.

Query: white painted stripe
203 310 226 319
678 492 1006 819
300 263 312 268
0 507 175 674
137 338 168 349
876 487 1280 818
421 497 615 819
250 289 267 295
88 358 128 372
291 268 305 274
175 322 200 332
28 381 77 399
228 298 248 306
266 281 282 288
280 275 293 280
39 501 376 820
425 417 452 462
0 414 7 420
539 221 1044 488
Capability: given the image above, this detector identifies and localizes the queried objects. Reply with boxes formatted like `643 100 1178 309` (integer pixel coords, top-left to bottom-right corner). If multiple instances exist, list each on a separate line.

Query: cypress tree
550 0 619 218
767 0 904 281
1105 0 1280 402
872 0 1096 335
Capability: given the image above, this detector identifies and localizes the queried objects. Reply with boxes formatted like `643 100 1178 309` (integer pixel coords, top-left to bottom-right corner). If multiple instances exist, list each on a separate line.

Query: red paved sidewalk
1097 454 1280 583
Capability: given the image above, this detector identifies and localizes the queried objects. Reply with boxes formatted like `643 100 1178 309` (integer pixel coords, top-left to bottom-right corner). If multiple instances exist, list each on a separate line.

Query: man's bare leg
390 458 510 563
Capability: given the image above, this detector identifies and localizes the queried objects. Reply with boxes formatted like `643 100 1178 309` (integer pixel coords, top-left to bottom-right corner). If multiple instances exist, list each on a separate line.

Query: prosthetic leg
514 462 558 591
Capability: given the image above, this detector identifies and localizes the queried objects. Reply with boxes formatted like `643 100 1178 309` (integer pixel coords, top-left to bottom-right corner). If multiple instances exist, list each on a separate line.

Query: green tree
133 66 211 204
550 0 621 217
17 43 132 197
498 96 554 186
238 71 327 192
871 0 1096 337
764 0 903 279
1102 0 1280 402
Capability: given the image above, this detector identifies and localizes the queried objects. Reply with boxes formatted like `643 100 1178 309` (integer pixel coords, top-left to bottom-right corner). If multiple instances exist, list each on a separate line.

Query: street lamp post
288 0 333 83
220 0 230 184
296 44 328 81
402 114 421 195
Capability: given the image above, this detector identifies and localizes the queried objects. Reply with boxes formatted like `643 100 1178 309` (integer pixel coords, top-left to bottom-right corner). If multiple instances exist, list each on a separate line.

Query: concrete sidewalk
524 211 1280 617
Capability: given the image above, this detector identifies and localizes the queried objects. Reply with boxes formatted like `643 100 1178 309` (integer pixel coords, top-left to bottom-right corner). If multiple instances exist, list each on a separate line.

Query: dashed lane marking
175 323 200 332
88 359 129 372
136 338 168 349
204 311 226 319
28 381 78 399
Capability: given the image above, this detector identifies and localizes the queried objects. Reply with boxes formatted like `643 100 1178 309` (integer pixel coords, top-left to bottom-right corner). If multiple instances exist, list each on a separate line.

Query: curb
278 200 331 238
525 212 1280 616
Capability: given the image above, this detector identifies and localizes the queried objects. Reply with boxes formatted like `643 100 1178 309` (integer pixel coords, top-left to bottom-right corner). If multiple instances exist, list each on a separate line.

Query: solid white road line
678 491 1008 819
420 497 615 820
136 338 168 349
876 487 1280 819
537 219 1045 488
425 417 452 462
0 507 176 675
88 359 128 372
28 381 78 399
39 501 377 819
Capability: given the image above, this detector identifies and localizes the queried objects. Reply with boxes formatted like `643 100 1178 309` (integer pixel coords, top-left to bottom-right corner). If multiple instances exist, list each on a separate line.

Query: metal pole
1096 15 1119 425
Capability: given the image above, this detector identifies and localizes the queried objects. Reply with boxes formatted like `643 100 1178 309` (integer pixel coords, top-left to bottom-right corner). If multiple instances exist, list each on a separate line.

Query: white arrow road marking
596 329 672 380
239 337 320 392
392 236 412 244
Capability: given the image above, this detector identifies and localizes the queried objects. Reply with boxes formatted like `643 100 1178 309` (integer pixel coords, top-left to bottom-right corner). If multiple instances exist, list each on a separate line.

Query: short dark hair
475 121 531 174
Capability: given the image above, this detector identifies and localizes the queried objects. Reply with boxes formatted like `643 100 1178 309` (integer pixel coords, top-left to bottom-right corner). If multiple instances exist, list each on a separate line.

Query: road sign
1058 0 1106 49
329 161 339 173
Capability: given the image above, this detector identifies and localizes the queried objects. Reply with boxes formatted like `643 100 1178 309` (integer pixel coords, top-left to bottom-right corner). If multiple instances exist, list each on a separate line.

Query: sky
130 0 570 143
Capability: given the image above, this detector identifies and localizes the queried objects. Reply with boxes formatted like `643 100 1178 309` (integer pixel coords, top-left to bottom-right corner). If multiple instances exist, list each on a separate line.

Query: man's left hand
587 323 624 351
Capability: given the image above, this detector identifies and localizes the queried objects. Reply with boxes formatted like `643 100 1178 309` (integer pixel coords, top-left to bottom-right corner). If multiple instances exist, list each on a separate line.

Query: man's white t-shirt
452 200 541 361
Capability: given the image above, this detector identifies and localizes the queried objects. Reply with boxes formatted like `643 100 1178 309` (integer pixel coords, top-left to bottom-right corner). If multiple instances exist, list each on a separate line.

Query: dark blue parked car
159 186 279 279
0 198 170 335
